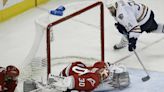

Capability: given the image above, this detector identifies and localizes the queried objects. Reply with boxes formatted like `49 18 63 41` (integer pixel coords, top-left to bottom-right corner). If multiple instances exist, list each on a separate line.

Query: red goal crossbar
46 1 105 78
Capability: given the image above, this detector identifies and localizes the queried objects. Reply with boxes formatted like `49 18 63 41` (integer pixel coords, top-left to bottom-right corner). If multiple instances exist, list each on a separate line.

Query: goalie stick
133 50 150 82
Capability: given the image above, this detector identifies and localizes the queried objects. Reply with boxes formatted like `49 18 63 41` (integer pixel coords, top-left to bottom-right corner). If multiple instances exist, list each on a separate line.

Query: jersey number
78 78 96 87
79 78 85 87
72 66 89 75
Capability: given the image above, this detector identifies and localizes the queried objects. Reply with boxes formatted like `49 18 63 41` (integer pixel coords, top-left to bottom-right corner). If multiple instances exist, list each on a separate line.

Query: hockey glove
128 37 137 51
128 32 140 51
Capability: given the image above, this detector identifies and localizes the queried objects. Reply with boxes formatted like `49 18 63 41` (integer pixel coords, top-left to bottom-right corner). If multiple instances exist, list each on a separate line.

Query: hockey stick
133 49 150 82
112 37 164 64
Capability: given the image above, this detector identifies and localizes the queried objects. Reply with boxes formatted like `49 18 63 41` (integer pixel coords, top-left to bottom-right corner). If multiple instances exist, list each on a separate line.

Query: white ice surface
0 0 164 92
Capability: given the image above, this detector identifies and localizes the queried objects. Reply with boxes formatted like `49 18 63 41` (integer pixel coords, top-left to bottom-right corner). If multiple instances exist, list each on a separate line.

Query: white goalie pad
94 72 130 92
112 72 130 89
23 80 37 92
23 79 62 92
109 64 130 89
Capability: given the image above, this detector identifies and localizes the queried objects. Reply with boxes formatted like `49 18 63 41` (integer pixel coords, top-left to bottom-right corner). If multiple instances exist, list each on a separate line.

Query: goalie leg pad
112 72 130 89
49 75 74 91
23 80 38 92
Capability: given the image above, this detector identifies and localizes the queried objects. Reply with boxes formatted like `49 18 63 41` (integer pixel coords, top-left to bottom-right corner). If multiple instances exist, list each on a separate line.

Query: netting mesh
20 1 104 83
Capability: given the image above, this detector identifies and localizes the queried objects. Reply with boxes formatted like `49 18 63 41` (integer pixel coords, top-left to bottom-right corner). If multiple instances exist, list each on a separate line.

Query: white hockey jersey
114 0 151 32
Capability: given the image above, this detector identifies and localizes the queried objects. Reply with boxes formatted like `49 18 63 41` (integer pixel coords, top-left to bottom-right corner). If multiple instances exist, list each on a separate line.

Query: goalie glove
24 79 62 92
48 74 74 91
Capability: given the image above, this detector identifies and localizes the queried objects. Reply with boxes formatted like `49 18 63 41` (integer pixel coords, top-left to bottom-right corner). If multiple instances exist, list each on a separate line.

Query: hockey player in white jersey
105 0 164 51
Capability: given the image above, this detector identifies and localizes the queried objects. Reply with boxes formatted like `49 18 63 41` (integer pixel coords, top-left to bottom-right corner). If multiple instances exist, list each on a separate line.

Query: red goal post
46 1 105 77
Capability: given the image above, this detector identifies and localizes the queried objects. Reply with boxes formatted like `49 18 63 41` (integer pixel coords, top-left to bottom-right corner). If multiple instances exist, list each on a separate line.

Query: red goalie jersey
60 61 110 91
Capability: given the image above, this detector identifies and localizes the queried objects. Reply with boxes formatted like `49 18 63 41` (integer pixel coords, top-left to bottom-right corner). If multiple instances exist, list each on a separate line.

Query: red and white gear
24 61 130 92
92 61 110 81
46 61 129 92
60 61 110 80
0 65 19 92
57 61 110 91
0 67 6 91
6 65 19 80
48 75 74 91
60 61 89 77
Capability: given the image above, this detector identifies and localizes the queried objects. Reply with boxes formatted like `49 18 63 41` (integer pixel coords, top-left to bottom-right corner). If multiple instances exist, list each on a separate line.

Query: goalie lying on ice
24 61 130 92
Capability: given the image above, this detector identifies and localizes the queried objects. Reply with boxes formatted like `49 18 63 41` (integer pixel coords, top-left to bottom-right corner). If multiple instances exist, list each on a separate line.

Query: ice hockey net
21 1 105 83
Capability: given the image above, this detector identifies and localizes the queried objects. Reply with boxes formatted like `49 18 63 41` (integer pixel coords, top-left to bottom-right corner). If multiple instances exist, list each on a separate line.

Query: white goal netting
20 1 106 83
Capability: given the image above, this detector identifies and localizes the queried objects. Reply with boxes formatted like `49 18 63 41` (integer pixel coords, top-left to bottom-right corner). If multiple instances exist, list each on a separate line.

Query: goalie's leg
48 74 74 91
23 78 66 92
112 72 130 89
49 73 101 92
23 80 38 92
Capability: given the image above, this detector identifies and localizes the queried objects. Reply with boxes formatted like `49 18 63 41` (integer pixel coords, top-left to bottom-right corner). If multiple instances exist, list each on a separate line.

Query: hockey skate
113 36 128 50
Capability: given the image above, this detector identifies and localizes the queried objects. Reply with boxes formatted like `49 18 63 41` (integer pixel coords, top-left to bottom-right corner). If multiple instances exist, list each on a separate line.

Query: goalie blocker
24 61 130 92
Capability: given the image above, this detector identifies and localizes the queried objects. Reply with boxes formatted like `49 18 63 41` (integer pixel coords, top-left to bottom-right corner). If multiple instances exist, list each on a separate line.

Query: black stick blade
142 76 150 82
